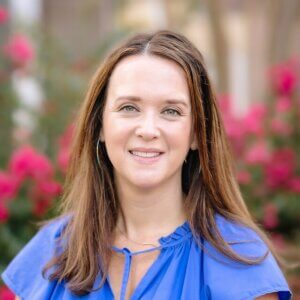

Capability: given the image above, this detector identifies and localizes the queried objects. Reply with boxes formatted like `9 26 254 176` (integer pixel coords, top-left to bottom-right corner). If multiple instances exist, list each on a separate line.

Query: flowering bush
220 58 300 247
3 34 34 68
0 285 14 300
0 145 62 264
0 7 63 295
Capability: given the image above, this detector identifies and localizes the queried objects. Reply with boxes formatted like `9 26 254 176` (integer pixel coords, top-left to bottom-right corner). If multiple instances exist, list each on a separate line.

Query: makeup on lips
129 148 164 164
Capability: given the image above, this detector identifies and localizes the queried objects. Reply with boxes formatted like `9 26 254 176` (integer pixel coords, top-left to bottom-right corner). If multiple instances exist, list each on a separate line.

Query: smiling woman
2 30 292 300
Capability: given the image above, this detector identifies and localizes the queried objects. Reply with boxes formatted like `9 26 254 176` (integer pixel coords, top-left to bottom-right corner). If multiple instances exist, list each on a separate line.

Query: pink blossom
218 95 232 114
0 202 9 223
0 171 19 201
3 34 34 66
264 148 295 188
223 116 245 140
245 141 270 165
57 124 74 173
57 149 70 174
237 170 251 184
9 145 54 182
33 180 62 199
275 96 292 113
28 179 62 216
218 96 248 152
263 202 279 229
0 6 9 24
288 177 300 193
0 285 15 300
271 118 293 136
58 124 74 149
269 62 297 96
243 104 267 136
32 197 52 217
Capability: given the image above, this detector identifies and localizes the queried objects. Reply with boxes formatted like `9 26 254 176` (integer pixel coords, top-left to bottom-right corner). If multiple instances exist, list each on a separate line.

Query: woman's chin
131 180 162 190
128 175 164 190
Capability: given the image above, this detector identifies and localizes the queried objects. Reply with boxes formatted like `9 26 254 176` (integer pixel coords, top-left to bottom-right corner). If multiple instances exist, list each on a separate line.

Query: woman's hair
42 30 281 295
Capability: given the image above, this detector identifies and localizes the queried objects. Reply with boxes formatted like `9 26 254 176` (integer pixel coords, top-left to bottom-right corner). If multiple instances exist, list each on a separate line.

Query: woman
2 30 291 300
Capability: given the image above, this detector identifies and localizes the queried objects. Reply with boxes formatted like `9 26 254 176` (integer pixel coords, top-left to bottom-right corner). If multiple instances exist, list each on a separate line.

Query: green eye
119 106 181 116
120 105 138 112
163 109 181 116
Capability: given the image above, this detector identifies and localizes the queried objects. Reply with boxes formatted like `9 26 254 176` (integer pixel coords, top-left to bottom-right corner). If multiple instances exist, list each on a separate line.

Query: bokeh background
0 0 299 298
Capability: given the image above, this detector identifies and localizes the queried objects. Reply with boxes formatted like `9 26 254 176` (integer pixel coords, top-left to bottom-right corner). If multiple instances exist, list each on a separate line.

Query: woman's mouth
129 150 164 164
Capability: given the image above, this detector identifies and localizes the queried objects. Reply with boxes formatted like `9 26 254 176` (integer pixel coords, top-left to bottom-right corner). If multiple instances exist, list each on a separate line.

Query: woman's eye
119 106 181 116
163 109 181 116
120 105 138 112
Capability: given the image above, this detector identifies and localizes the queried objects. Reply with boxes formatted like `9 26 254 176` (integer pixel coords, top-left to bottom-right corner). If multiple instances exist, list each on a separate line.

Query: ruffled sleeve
203 214 292 300
1 216 69 299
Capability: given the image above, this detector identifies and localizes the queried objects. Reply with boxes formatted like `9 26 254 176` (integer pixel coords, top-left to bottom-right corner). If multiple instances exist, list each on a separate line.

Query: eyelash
119 105 182 116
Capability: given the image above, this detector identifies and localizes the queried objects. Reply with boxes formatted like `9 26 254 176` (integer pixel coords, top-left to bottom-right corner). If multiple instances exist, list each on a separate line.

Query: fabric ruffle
158 221 192 247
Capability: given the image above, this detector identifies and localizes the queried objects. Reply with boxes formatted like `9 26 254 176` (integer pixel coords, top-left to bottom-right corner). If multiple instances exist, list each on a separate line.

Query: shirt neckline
112 220 192 255
158 220 191 246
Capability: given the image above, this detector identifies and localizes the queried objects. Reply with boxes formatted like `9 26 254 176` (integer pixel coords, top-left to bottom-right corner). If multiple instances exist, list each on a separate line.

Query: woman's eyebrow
114 96 189 107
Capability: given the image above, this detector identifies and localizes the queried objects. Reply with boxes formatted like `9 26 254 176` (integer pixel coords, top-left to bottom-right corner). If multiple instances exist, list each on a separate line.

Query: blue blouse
1 214 292 300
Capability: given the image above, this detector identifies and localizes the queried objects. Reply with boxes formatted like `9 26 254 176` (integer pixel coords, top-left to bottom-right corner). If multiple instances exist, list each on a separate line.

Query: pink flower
271 118 293 136
0 285 14 300
288 177 300 193
0 171 19 201
237 170 251 184
0 202 9 223
0 6 9 24
57 124 74 173
58 124 74 149
245 141 271 165
275 96 292 113
57 149 70 174
3 34 34 66
262 202 279 229
223 116 245 140
243 104 266 136
218 95 231 114
33 180 62 199
269 62 297 96
32 197 52 217
264 148 295 188
9 145 54 182
218 96 249 154
28 179 62 216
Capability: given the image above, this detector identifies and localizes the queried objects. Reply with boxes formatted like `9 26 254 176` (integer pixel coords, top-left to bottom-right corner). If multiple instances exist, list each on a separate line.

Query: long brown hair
42 30 281 295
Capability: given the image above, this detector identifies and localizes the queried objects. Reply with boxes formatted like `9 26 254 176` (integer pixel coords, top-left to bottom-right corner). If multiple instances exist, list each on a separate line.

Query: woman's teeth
130 151 161 158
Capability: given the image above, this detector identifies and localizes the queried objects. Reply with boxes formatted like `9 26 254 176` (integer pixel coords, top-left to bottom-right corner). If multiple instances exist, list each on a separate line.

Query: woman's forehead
107 54 190 102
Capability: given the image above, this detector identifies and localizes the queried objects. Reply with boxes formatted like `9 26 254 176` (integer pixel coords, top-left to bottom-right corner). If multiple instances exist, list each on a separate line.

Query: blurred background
0 0 299 298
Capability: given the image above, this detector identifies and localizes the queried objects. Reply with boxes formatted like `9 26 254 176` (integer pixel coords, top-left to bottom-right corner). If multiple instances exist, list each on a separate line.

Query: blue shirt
1 214 292 299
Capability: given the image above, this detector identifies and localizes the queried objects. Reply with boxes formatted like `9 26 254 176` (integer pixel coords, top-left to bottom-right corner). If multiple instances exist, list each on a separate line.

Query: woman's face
101 54 197 190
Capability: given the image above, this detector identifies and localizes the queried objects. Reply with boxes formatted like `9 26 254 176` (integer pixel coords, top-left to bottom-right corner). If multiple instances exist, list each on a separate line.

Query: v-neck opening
129 248 164 300
109 221 192 299
107 247 163 300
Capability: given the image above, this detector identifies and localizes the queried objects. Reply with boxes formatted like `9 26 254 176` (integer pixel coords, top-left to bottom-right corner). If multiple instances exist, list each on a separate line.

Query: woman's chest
108 250 160 300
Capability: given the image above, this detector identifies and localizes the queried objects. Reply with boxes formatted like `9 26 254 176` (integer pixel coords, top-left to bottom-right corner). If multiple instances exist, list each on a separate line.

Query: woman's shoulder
202 213 292 300
214 213 262 241
39 214 71 237
1 214 71 299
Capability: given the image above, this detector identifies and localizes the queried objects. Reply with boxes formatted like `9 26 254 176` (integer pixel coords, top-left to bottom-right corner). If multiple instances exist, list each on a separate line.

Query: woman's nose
135 113 160 140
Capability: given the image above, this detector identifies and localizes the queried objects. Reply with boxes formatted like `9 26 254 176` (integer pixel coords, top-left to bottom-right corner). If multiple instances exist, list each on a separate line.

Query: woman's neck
115 177 187 242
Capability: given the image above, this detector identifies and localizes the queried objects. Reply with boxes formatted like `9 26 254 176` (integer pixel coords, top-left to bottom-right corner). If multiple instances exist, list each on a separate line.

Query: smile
128 150 164 164
130 151 161 158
